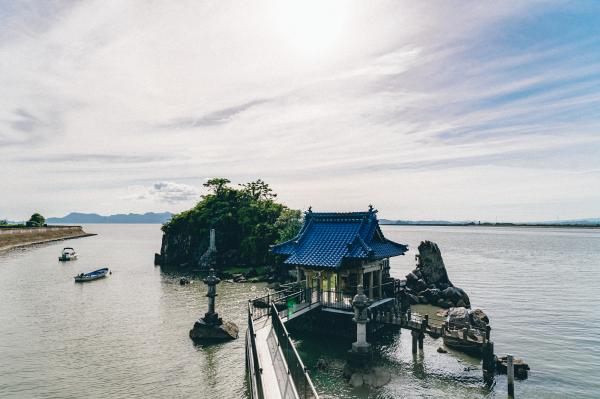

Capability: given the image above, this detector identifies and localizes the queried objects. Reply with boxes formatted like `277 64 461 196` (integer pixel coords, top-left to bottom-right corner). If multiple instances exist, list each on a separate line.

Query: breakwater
0 226 95 252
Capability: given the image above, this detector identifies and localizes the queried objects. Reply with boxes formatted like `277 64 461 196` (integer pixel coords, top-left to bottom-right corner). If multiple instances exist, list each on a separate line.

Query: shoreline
0 226 97 253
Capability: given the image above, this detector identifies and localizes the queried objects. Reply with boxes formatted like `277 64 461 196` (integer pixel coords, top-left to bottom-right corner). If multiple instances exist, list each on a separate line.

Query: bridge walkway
253 316 297 399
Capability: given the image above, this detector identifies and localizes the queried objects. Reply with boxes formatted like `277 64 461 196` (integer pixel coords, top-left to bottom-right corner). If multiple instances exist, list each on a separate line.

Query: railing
319 290 353 311
249 285 313 321
270 303 319 399
246 302 265 399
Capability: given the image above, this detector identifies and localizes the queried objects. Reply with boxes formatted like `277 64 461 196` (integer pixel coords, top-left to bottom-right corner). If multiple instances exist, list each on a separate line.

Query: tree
240 179 276 201
203 178 231 196
28 213 45 226
274 208 303 242
0 220 7 226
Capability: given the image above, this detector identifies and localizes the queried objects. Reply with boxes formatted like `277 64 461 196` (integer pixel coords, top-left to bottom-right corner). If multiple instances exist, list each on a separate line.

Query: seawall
0 226 96 252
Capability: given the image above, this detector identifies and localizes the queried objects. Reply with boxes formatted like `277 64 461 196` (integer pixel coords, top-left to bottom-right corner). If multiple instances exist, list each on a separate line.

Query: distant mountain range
47 212 173 224
379 218 600 226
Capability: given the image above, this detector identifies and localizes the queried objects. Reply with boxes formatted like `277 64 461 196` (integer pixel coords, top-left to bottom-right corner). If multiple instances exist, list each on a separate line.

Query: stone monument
199 228 217 271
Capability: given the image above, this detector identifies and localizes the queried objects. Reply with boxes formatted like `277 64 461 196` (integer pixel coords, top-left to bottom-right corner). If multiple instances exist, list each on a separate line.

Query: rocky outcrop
346 367 392 388
189 318 239 342
155 231 201 268
402 241 471 308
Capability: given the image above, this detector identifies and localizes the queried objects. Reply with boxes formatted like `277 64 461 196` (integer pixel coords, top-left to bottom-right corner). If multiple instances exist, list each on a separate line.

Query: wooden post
378 266 383 298
368 271 374 299
482 341 494 373
327 271 332 304
411 330 418 354
318 272 323 302
336 272 342 303
419 316 426 350
358 269 364 289
507 354 515 397
296 266 301 283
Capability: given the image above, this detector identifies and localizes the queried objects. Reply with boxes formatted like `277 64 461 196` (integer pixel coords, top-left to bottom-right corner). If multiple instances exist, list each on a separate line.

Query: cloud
14 153 178 164
128 181 201 204
159 98 270 129
1 1 600 221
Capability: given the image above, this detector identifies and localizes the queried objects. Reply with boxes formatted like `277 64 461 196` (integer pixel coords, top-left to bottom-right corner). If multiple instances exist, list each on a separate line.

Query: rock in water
416 241 452 287
404 241 471 308
348 368 391 388
189 319 239 342
349 373 364 388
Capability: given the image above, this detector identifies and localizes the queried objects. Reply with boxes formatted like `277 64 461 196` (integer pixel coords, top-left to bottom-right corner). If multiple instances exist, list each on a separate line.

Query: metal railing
270 303 319 399
319 290 353 311
246 302 265 399
249 285 313 321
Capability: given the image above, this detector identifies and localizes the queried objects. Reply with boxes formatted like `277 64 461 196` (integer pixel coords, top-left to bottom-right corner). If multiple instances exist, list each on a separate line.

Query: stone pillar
296 266 302 283
368 271 374 299
209 228 216 251
378 266 383 298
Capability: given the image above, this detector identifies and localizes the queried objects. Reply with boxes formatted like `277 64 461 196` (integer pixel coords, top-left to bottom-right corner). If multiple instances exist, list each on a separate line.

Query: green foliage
0 220 7 226
28 213 45 226
162 178 301 267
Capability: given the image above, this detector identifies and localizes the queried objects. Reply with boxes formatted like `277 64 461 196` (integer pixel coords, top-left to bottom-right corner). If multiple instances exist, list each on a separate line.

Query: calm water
0 225 599 398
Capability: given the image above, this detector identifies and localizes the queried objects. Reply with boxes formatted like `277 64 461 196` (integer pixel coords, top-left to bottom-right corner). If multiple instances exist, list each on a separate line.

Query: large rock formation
404 241 471 308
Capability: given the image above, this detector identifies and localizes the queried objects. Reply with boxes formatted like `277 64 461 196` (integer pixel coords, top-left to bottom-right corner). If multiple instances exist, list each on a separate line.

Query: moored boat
74 268 109 282
59 247 78 261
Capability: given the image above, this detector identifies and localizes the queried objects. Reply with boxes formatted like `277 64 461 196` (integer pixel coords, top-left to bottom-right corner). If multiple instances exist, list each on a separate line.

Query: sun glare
271 0 350 60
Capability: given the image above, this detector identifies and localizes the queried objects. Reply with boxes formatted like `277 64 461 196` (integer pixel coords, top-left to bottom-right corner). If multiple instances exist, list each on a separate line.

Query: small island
155 178 302 282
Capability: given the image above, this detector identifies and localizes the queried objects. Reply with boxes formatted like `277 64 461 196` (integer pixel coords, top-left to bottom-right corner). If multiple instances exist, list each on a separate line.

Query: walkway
253 316 297 399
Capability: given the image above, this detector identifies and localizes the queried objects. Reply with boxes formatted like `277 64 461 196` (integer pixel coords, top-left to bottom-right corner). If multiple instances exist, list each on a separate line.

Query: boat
59 247 78 261
74 268 109 282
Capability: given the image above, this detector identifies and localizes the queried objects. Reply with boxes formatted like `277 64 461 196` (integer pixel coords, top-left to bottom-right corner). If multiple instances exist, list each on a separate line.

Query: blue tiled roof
271 208 408 268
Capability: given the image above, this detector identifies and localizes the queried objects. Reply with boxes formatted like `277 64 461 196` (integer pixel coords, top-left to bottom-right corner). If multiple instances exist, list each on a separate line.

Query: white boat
74 268 109 282
59 247 78 261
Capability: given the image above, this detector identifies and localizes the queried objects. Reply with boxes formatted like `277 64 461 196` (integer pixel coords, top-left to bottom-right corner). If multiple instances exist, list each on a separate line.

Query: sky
1 0 600 222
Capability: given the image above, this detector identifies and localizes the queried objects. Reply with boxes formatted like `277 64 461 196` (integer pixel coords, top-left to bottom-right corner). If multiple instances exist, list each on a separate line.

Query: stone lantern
351 284 371 354
203 268 221 325
189 268 238 342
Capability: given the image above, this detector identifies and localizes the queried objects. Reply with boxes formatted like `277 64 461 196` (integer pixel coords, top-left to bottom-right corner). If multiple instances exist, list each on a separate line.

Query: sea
0 224 598 398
